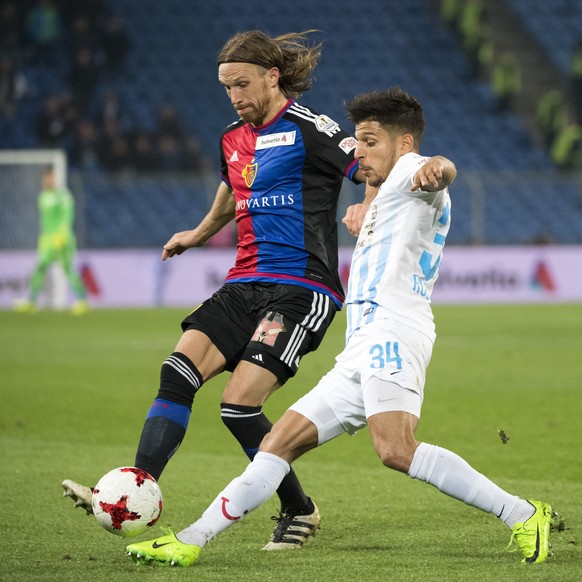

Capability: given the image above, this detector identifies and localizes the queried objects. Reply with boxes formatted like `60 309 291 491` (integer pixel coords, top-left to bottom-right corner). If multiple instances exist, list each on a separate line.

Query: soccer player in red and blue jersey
161 31 371 549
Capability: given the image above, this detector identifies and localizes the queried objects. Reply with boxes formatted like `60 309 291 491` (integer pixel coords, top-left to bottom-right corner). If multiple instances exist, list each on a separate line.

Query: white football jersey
346 152 451 342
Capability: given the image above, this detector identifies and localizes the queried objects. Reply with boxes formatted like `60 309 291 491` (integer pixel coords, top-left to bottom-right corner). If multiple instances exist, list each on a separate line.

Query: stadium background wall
1 246 581 309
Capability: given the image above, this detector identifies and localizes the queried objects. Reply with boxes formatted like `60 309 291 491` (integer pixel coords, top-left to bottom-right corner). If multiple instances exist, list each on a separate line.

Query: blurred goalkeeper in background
15 166 88 314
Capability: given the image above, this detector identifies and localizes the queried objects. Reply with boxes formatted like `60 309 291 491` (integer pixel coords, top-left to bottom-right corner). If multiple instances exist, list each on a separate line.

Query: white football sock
177 451 290 546
408 442 533 528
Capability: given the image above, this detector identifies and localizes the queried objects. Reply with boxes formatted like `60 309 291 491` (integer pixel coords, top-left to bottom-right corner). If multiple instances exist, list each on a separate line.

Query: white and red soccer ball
92 467 163 537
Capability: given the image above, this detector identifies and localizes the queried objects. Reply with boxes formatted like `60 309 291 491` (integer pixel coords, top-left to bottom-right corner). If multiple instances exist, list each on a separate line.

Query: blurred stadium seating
1 0 581 247
506 0 582 73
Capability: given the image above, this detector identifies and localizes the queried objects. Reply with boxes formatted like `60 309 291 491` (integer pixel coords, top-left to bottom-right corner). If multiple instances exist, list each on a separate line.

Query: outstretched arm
162 181 235 260
411 155 457 192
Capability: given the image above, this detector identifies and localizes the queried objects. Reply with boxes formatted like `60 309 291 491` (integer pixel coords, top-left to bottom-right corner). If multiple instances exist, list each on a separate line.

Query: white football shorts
290 316 434 445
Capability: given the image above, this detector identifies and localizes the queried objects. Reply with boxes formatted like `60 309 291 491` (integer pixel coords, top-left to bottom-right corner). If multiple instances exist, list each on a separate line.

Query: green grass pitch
1 304 580 581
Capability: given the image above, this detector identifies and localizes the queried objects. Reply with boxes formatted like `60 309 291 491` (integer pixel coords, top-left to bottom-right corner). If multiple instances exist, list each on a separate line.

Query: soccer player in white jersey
127 87 558 567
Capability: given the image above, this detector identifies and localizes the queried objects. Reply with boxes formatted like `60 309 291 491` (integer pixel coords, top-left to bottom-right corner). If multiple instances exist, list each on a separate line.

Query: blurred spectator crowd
439 0 582 170
0 0 210 174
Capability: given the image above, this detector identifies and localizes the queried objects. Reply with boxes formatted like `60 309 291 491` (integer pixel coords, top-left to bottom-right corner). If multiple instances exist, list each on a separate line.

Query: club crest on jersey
315 114 339 133
242 162 258 188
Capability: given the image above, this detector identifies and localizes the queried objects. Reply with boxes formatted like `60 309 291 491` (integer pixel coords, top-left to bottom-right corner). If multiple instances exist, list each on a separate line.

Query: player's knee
260 423 316 463
376 444 414 473
156 352 203 409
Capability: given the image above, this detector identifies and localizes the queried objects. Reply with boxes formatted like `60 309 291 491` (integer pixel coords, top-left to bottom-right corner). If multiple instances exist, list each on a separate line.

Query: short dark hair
345 87 425 146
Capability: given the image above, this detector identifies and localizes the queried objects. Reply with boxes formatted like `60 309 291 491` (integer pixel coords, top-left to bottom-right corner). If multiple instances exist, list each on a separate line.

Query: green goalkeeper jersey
38 187 76 249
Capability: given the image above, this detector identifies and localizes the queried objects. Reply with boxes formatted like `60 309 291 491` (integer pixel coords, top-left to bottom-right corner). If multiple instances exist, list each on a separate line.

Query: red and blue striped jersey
220 99 360 308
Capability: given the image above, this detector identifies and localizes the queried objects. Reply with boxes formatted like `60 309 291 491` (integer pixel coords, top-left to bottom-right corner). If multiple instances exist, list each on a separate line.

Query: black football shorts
181 282 338 384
